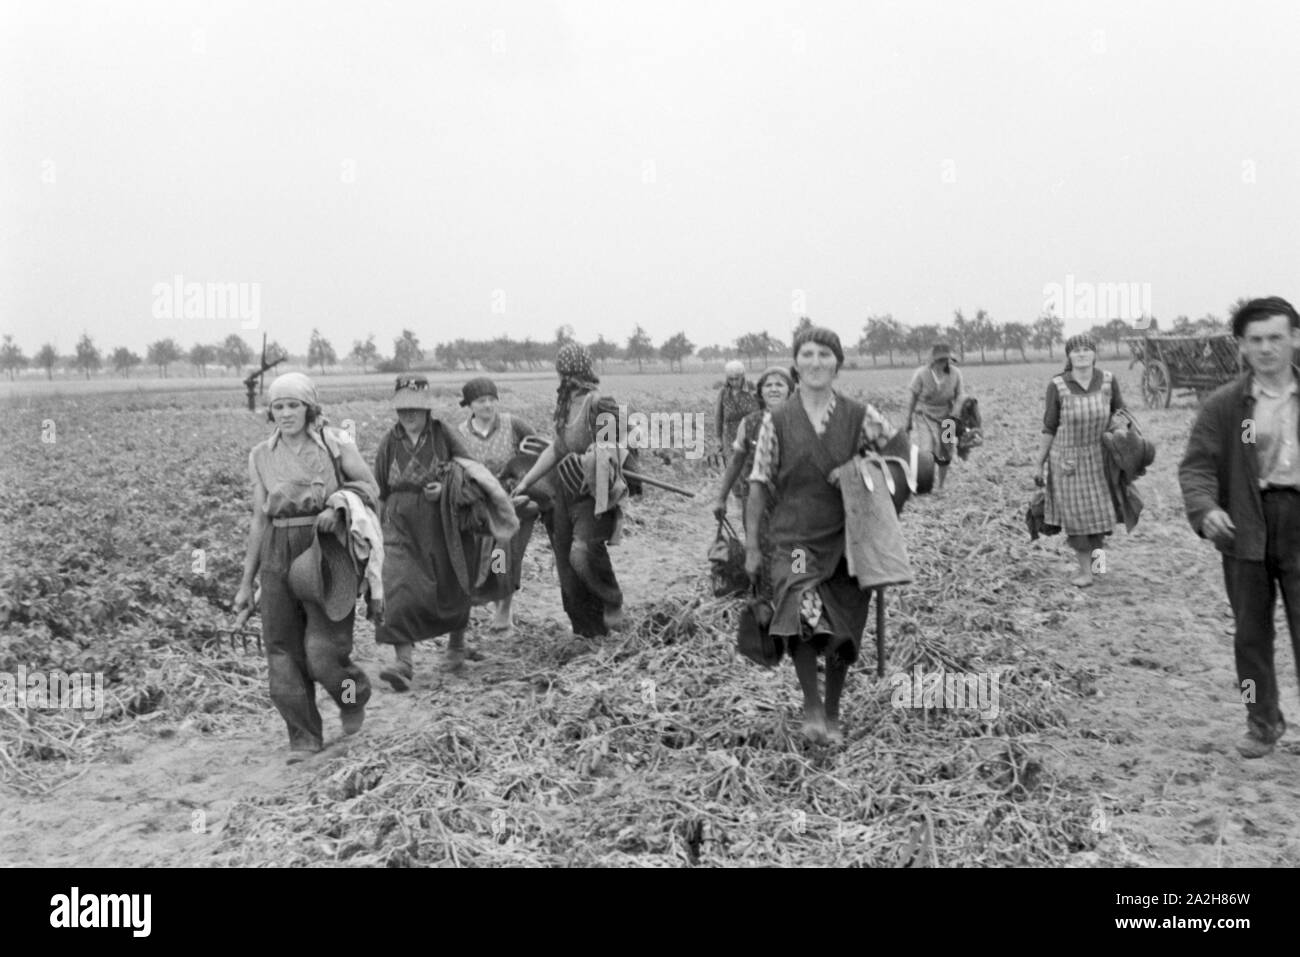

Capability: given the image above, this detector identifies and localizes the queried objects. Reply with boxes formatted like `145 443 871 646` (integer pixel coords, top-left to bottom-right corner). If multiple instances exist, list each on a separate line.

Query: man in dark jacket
1179 296 1300 758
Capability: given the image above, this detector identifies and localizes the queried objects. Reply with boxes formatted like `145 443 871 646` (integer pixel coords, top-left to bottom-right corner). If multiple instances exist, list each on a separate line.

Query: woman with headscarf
512 344 640 637
373 375 501 683
233 372 380 763
1035 333 1127 587
744 328 896 745
456 376 538 633
716 360 759 483
713 366 795 597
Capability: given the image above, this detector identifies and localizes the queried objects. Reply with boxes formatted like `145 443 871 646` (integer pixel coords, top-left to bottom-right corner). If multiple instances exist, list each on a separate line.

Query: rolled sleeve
861 403 896 450
1043 382 1061 435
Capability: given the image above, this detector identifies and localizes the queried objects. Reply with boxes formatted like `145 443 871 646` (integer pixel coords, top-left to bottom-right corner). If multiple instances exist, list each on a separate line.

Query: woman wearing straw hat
373 375 483 681
745 328 896 744
456 376 539 634
1035 333 1127 587
713 366 795 597
233 372 380 763
512 343 640 638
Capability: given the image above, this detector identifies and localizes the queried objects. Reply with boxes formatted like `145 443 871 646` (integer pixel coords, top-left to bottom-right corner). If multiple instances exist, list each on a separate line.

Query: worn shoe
1235 732 1274 759
379 661 414 692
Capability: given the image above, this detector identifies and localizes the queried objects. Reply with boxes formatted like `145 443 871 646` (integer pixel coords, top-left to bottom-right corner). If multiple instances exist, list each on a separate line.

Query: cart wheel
1142 359 1171 408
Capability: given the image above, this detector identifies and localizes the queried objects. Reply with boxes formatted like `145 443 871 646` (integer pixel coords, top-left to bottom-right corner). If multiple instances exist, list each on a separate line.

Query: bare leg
792 640 826 743
1071 548 1094 588
490 594 514 632
445 629 467 671
824 655 849 743
936 464 949 491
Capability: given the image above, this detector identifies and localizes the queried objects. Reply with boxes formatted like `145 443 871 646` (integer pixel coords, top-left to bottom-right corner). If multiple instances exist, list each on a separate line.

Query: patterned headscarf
554 343 600 433
1063 333 1099 371
793 325 845 368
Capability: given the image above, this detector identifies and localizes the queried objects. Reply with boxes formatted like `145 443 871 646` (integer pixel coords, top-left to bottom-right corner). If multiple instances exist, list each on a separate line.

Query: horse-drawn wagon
1123 333 1242 408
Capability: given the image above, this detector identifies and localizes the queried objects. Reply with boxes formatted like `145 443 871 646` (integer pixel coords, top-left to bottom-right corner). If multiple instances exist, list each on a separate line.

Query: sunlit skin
271 398 308 441
1202 314 1300 546
1066 345 1096 386
469 395 498 430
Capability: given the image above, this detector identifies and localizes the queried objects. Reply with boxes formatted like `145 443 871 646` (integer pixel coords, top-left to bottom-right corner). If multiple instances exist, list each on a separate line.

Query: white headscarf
268 372 319 407
724 360 745 377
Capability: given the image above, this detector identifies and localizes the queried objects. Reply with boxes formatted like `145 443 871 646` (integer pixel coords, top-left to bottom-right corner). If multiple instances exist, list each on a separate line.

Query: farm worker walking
234 372 380 763
716 359 759 493
714 365 794 599
512 343 642 637
904 343 965 493
456 376 539 635
1180 296 1300 758
1034 333 1127 588
373 376 514 681
744 327 896 744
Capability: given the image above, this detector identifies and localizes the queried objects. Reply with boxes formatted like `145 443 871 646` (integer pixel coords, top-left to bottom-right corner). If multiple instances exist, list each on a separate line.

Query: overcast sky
3 0 1299 357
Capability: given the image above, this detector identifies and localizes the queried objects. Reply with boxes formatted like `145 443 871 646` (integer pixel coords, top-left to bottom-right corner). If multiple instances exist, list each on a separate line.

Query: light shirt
909 364 962 421
1252 375 1300 489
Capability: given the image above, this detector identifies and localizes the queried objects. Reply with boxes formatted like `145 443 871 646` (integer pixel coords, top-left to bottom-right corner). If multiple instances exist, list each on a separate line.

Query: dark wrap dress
373 418 480 644
765 395 874 664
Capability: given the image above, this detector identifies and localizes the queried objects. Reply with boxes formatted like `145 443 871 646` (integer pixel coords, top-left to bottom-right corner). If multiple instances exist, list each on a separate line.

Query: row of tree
0 307 1241 381
856 309 1235 366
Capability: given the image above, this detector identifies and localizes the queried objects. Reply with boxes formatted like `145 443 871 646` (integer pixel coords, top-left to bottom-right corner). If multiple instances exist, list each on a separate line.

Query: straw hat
392 375 435 411
288 528 359 622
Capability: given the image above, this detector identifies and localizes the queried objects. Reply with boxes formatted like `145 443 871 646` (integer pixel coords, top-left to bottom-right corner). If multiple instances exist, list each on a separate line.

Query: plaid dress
1044 372 1115 535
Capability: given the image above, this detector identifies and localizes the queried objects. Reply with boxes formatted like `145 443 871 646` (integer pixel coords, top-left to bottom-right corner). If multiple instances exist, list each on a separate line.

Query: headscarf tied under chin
1062 333 1099 372
554 343 600 434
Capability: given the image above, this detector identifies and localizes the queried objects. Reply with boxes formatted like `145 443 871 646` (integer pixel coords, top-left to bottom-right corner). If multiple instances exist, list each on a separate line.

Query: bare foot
443 647 465 673
825 717 844 744
1070 573 1093 588
603 606 625 633
488 616 513 634
802 706 828 744
286 747 322 765
340 706 365 736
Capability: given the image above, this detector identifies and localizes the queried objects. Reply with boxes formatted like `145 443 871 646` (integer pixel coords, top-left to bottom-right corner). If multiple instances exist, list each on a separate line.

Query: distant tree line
0 305 1240 381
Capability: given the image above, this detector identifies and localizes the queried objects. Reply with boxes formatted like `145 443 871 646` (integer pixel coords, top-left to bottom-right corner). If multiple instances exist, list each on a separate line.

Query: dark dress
373 418 481 644
765 395 874 664
542 390 631 637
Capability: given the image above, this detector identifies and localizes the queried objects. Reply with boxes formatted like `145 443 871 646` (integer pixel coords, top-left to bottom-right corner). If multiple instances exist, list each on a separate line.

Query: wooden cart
1123 333 1242 408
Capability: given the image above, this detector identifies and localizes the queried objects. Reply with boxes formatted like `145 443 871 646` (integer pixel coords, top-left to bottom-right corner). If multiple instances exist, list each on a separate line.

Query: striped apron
1044 371 1114 535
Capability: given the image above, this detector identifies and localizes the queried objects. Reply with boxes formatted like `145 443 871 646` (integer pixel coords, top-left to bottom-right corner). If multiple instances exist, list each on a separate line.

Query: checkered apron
1044 372 1114 535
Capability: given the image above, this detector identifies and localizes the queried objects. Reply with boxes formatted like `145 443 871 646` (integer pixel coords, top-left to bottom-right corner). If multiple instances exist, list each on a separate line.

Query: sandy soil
4 367 1299 866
